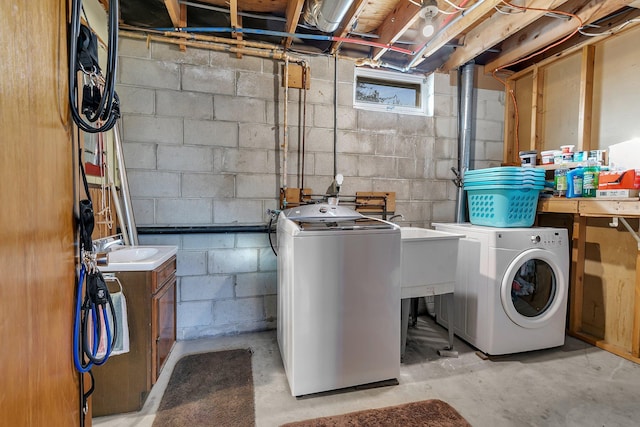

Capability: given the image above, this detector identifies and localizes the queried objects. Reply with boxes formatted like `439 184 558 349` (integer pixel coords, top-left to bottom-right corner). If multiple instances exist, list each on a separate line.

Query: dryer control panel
530 231 567 248
493 228 569 251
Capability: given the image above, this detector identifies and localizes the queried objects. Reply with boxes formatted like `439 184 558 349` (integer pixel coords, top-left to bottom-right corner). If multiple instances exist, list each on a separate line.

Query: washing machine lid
283 203 364 222
282 204 395 231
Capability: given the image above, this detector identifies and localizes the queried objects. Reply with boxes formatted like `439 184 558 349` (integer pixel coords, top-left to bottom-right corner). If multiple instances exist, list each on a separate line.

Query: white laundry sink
400 227 463 299
101 245 178 272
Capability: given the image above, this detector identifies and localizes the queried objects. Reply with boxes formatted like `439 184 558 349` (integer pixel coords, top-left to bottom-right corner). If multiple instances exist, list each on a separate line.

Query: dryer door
500 249 567 329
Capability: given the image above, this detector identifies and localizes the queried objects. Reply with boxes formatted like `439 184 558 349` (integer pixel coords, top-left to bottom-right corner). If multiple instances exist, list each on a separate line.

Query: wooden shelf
535 162 586 171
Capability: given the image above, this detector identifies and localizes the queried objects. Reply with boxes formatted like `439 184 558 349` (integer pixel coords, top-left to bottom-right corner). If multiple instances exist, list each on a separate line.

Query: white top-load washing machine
433 223 569 356
277 203 400 397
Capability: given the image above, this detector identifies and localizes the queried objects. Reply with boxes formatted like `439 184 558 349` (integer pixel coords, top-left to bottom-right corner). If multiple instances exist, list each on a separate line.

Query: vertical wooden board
513 72 533 157
541 52 581 150
285 64 310 89
582 218 638 350
530 66 540 153
634 248 640 357
578 45 595 152
0 0 79 425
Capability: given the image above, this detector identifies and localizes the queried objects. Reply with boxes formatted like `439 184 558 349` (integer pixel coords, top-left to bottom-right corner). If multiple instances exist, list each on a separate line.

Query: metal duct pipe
304 0 355 33
455 61 475 223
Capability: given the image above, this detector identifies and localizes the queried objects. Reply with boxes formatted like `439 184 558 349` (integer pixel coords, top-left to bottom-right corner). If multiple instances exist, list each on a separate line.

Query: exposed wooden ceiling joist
164 0 182 26
196 0 287 14
484 0 637 72
330 0 368 54
409 0 504 68
124 0 637 75
371 0 422 60
440 0 571 72
284 0 306 49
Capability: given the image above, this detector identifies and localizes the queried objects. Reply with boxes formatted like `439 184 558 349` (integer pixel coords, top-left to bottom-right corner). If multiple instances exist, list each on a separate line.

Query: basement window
354 68 432 116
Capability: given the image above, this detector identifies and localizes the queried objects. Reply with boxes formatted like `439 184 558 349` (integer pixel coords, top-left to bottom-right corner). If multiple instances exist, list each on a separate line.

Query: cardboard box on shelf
598 169 640 190
596 189 639 199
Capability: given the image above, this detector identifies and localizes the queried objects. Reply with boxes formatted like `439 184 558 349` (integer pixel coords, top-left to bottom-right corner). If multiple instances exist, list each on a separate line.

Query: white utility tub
400 227 463 359
400 227 463 298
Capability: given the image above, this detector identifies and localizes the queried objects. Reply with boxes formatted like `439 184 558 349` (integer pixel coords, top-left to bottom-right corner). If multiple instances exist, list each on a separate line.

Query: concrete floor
94 315 640 427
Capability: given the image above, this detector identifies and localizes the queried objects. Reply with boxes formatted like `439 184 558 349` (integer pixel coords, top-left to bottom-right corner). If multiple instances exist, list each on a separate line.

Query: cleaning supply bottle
554 166 568 197
582 159 600 198
566 167 584 198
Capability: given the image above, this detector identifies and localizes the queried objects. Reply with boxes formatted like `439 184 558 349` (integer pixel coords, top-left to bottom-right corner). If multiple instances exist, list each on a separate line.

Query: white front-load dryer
432 223 569 355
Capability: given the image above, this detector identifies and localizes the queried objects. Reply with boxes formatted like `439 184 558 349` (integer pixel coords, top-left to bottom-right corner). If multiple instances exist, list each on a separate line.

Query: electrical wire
442 0 469 11
578 18 640 37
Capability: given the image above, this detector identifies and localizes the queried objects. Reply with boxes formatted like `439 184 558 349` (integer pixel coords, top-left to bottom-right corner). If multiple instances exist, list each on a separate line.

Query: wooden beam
633 246 640 357
570 214 587 334
179 3 187 52
503 79 516 164
577 44 594 152
284 0 305 49
410 0 504 67
485 0 636 72
530 65 544 153
164 0 181 28
230 0 238 29
197 0 287 14
441 0 570 72
371 0 422 61
330 0 367 54
236 14 243 58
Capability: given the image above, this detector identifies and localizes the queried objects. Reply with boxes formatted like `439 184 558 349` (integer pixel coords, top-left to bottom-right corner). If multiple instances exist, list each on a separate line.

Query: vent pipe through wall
455 61 475 223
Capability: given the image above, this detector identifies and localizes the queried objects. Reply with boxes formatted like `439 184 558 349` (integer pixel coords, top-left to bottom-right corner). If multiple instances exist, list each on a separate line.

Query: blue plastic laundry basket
465 186 542 227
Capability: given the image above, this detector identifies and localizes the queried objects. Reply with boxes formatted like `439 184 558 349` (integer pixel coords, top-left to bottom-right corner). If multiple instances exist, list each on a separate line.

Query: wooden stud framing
371 0 422 61
410 0 503 67
503 79 516 164
570 214 587 333
577 45 595 152
330 0 367 54
530 65 544 153
284 0 305 49
633 248 640 357
485 0 636 73
442 0 570 72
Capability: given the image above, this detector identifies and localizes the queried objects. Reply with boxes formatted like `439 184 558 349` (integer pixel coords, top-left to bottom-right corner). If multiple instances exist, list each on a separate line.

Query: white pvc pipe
113 122 139 245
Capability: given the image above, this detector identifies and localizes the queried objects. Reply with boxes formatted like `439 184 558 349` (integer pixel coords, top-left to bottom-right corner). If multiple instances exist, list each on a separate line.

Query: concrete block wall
117 38 505 339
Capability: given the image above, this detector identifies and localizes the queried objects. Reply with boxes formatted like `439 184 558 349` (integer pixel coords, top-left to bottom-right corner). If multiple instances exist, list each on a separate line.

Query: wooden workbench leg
570 214 587 334
633 248 640 358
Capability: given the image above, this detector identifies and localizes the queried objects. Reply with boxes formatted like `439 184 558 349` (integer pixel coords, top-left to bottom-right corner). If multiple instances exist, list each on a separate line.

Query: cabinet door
152 276 176 383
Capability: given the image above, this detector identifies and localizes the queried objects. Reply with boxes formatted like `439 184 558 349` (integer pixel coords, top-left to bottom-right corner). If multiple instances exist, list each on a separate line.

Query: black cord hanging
68 0 120 133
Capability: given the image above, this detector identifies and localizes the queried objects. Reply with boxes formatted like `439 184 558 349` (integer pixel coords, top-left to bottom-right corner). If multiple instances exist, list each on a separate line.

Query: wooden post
570 214 587 334
578 45 595 152
633 247 640 357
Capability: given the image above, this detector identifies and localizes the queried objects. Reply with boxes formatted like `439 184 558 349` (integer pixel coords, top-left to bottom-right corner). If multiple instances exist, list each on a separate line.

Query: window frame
353 68 431 116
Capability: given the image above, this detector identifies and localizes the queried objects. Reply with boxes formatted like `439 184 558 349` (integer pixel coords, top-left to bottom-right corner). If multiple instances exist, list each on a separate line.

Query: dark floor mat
152 349 255 427
280 399 471 427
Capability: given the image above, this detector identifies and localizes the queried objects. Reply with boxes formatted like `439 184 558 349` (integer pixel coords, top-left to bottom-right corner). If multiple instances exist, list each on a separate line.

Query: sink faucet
102 239 125 251
389 214 404 223
94 236 125 252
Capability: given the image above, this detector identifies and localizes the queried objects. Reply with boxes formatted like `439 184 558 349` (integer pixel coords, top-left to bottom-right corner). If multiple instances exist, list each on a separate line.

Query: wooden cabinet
91 256 177 417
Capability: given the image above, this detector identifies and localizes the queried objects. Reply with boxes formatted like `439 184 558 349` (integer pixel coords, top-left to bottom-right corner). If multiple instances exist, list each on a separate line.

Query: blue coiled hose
73 264 117 373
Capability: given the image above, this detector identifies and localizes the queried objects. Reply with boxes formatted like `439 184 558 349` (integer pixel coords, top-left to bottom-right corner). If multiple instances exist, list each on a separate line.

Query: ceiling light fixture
419 0 439 38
